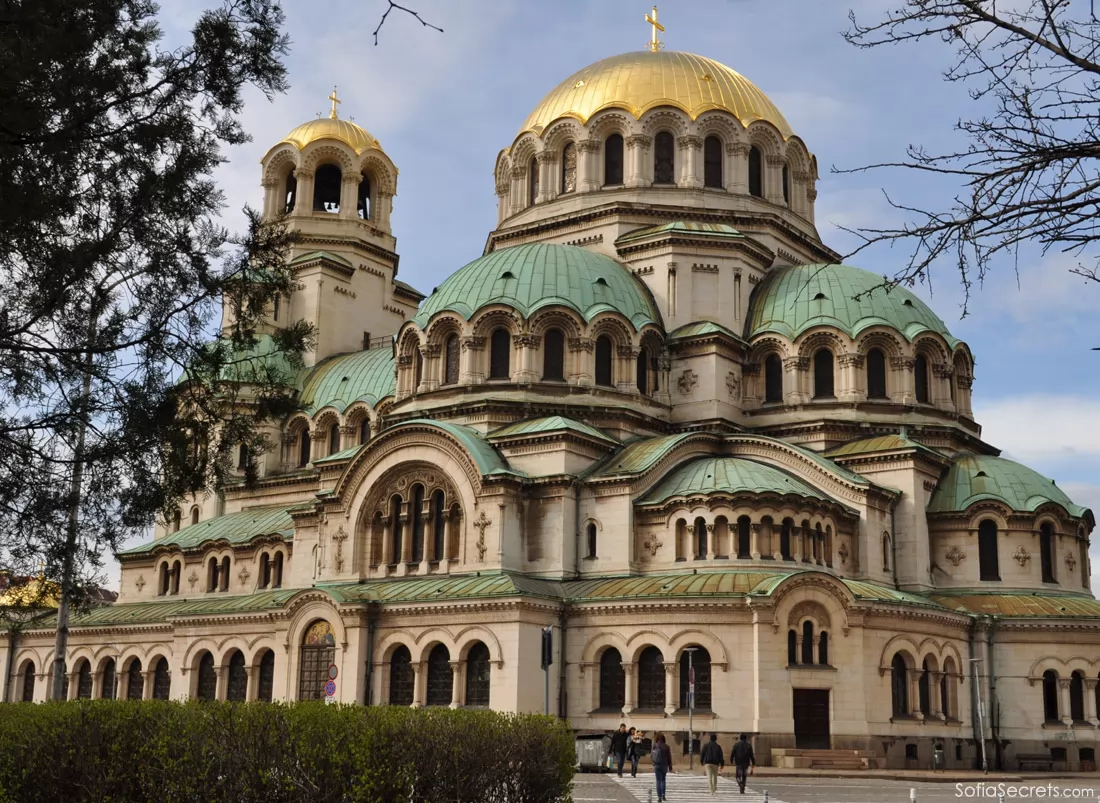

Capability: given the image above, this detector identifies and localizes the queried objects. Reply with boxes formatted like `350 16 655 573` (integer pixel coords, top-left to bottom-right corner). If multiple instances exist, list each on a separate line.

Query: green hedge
0 701 576 803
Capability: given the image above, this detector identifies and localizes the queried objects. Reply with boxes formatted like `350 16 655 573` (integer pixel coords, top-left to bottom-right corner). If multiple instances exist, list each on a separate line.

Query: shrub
0 701 576 803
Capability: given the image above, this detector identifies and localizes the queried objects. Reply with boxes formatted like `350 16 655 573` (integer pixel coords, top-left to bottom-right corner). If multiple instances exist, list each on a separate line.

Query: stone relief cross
134 574 146 592
473 511 492 562
238 565 251 586
188 570 199 590
333 526 349 572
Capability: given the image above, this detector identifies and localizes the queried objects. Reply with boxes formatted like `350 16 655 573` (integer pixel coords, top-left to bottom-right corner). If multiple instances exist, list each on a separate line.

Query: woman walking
650 732 673 802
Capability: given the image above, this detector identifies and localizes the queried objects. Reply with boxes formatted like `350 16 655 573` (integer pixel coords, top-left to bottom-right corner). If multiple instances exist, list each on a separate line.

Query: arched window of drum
594 336 613 387
813 348 834 398
561 142 577 194
653 131 675 184
1042 669 1060 722
787 630 797 665
443 335 460 386
389 646 414 706
679 647 712 710
694 517 707 559
918 658 932 716
410 484 426 563
636 348 650 395
272 552 283 588
257 650 275 703
819 631 829 666
1071 671 1086 721
197 652 216 701
159 562 169 596
599 648 625 710
414 348 423 389
21 662 35 702
170 560 181 595
298 426 311 467
101 659 115 700
782 163 791 206
359 417 371 445
357 173 371 220
127 659 143 701
704 135 723 188
432 490 446 561
425 644 453 707
914 354 930 404
1040 522 1057 583
489 328 511 380
191 507 200 527
220 556 230 592
883 533 892 571
737 516 751 559
542 328 565 381
748 146 764 198
586 523 598 559
227 651 247 702
891 654 909 717
328 423 340 457
813 524 823 561
604 134 624 186
978 520 1000 581
313 164 341 212
867 348 887 399
77 660 93 699
465 642 491 707
764 354 783 403
637 647 665 710
801 621 814 665
283 171 297 214
528 156 539 207
153 657 171 701
173 509 181 533
298 620 336 702
780 519 793 560
390 495 403 564
260 553 271 588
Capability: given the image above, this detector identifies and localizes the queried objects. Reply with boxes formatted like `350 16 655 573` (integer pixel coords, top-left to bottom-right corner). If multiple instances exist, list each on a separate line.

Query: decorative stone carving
890 356 916 370
1013 546 1031 567
643 536 663 557
783 356 809 371
617 345 639 358
512 333 540 348
473 511 492 563
838 352 865 368
838 542 849 565
1066 552 1078 571
135 574 146 592
725 372 740 399
945 545 965 567
238 565 251 586
957 374 974 389
188 570 199 590
460 336 485 352
333 526 349 572
677 369 698 395
568 337 594 353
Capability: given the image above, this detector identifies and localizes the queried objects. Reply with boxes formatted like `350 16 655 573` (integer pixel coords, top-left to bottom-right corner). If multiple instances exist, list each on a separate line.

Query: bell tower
257 89 422 365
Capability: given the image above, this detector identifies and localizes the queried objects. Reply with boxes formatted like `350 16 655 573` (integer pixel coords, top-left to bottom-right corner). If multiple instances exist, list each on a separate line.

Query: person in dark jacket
609 723 629 777
730 733 755 794
650 732 673 802
700 733 725 794
626 727 642 777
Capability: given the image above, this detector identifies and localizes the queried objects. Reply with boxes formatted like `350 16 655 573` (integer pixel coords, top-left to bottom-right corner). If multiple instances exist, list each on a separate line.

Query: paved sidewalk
623 763 1100 783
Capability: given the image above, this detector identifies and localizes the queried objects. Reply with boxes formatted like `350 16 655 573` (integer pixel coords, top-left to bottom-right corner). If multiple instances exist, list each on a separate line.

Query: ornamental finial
328 86 342 119
645 6 665 52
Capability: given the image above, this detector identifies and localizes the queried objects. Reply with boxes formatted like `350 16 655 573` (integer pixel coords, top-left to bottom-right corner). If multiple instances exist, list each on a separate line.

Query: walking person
650 732 673 802
610 723 629 777
730 733 755 795
627 727 642 778
700 733 725 795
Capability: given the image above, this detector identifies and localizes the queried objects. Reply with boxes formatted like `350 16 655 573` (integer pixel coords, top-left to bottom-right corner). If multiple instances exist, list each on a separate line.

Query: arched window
780 519 793 560
813 348 835 398
197 652 216 701
173 509 181 533
260 553 270 588
764 354 783 403
207 556 219 592
528 156 539 207
313 164 341 212
594 335 613 387
599 648 625 710
410 484 425 563
703 135 723 188
328 423 340 456
891 654 909 717
915 354 930 404
21 662 35 702
390 495 403 564
654 131 675 184
587 523 598 559
465 642 491 707
126 659 143 700
1069 671 1086 721
220 556 230 592
604 134 624 185
425 644 452 707
191 507 200 527
159 562 169 596
432 490 446 562
737 516 751 559
227 651 247 702
1043 669 1060 722
918 658 932 717
978 520 1000 581
298 427 311 467
272 552 283 588
414 348 423 389
636 349 649 395
357 173 371 220
748 146 764 197
100 659 115 700
298 620 336 702
561 142 577 194
489 328 511 379
883 533 892 572
637 647 665 710
237 442 250 470
77 660 93 699
257 650 275 703
1040 522 1057 583
443 335 460 386
819 631 829 666
694 517 707 559
272 294 280 322
153 657 171 701
801 621 814 665
782 163 791 206
679 647 712 710
542 328 565 381
283 172 297 213
867 348 887 399
787 630 797 665
389 646 414 706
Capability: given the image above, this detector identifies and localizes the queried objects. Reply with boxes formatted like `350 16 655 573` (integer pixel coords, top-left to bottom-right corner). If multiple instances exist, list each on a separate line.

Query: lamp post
685 647 698 770
969 658 989 774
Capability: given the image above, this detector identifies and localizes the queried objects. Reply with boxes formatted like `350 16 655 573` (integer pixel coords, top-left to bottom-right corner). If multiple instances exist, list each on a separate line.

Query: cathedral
5 16 1098 772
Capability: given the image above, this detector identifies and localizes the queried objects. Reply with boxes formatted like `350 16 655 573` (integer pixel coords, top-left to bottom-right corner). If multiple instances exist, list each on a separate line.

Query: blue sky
136 0 1099 586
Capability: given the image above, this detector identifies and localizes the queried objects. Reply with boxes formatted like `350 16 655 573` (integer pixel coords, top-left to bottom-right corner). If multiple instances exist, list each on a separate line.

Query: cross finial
645 5 665 52
327 86 342 119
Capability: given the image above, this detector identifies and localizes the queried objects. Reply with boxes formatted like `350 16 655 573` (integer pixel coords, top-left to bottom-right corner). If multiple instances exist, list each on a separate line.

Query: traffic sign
327 664 338 681
324 680 336 697
324 696 336 705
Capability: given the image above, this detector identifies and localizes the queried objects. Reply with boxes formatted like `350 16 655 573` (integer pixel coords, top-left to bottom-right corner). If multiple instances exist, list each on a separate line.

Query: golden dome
279 117 381 154
519 50 793 140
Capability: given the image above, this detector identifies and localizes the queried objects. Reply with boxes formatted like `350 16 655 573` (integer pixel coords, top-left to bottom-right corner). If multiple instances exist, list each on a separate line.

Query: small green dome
928 454 1091 520
412 243 661 331
298 348 395 414
747 264 958 345
641 456 830 505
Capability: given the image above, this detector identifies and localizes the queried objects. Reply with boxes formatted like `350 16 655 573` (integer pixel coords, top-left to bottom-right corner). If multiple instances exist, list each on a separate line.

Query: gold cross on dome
327 86 341 119
645 5 665 52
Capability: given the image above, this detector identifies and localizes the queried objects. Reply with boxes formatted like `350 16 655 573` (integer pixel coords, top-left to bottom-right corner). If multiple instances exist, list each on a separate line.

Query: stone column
750 522 761 560
449 661 464 709
727 143 748 194
909 670 923 720
705 523 715 561
765 155 786 205
509 166 525 211
783 356 809 405
679 136 702 188
626 135 650 187
245 666 256 702
142 669 155 700
663 662 678 716
380 515 394 569
309 429 325 467
617 345 638 393
934 363 956 410
569 337 594 386
578 141 601 193
794 634 803 666
419 510 432 573
838 353 865 403
536 152 553 204
261 179 278 219
339 174 359 220
495 182 510 224
622 665 635 715
400 503 413 565
216 664 228 701
411 663 424 709
290 169 314 219
339 425 355 453
513 333 539 384
419 344 440 393
375 191 393 230
1086 678 1099 726
459 336 486 385
892 357 916 404
930 671 944 720
1060 678 1074 726
791 526 802 563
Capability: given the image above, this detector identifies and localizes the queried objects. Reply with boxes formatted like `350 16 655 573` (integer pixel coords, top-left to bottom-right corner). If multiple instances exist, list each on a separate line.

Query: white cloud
974 395 1100 462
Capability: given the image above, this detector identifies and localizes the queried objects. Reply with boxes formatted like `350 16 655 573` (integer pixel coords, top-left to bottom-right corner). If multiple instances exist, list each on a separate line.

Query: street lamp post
969 658 989 774
685 647 698 770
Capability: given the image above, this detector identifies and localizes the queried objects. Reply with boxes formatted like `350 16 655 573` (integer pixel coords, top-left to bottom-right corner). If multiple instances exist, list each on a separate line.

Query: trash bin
575 734 613 772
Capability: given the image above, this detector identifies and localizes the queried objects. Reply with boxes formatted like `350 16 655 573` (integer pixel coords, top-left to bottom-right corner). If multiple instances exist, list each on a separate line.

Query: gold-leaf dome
519 50 793 140
279 117 381 154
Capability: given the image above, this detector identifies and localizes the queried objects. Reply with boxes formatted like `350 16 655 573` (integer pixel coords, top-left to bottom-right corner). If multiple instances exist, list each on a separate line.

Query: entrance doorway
793 688 830 749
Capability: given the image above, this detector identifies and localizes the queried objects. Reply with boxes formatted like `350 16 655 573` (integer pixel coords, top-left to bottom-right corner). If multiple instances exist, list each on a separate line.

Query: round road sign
328 664 338 681
324 680 337 697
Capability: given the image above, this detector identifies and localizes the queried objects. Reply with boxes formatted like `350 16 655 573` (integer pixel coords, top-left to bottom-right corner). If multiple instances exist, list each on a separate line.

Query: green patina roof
826 434 945 462
390 419 525 477
119 506 294 556
727 434 872 487
590 433 697 478
927 454 1090 519
928 592 1100 618
668 320 745 343
747 264 959 346
313 443 364 465
289 250 353 269
616 221 746 246
30 588 300 629
298 348 395 414
413 243 661 331
489 416 617 445
323 572 562 604
842 579 946 608
640 456 829 505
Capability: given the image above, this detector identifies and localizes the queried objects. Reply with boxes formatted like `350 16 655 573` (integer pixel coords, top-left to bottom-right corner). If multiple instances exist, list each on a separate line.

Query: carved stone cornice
783 356 809 371
460 336 486 352
957 374 974 389
726 142 749 156
535 151 554 165
569 337 594 353
838 352 865 368
625 134 652 148
578 140 602 153
891 356 915 370
617 345 639 358
677 135 703 149
512 333 541 348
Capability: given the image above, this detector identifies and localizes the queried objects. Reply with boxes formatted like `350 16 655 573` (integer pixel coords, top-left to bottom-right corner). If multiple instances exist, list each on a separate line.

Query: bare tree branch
372 1 443 46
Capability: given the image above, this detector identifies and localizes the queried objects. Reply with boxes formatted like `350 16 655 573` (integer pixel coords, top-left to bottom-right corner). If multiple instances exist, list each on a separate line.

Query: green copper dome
298 348 395 414
747 264 958 345
412 243 661 331
928 454 1091 520
640 456 830 505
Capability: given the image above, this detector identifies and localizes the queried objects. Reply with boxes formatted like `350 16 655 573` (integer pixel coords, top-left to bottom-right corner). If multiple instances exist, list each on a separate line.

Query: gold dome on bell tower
277 87 383 154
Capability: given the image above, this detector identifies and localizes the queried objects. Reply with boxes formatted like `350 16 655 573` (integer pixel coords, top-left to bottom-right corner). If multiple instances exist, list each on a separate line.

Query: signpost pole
541 626 553 716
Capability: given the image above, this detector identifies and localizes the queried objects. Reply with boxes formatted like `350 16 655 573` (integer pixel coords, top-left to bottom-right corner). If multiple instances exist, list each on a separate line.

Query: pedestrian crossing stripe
611 773 786 802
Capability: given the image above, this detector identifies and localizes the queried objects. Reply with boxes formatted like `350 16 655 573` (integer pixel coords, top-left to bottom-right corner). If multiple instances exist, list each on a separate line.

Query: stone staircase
770 748 881 770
